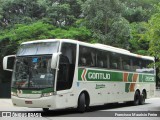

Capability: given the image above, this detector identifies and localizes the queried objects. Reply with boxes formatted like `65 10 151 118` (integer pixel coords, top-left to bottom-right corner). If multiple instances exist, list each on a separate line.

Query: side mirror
3 55 16 71
51 52 61 69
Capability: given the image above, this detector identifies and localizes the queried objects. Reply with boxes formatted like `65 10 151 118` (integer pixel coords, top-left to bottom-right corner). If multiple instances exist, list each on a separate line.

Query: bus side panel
75 81 155 107
75 82 135 106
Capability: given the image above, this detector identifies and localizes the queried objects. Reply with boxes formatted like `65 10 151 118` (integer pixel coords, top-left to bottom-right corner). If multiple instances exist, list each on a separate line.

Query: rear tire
133 91 140 106
77 93 86 113
139 92 146 105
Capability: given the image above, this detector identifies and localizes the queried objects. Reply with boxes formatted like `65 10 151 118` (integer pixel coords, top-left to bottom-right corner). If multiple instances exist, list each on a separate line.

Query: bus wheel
77 93 86 113
133 91 140 106
43 108 49 112
139 92 146 105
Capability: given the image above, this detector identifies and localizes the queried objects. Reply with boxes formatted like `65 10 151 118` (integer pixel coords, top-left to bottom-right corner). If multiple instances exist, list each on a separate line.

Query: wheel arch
135 89 140 95
77 89 90 107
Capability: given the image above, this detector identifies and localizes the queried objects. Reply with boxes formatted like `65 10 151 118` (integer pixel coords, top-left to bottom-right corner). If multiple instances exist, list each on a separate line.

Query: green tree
0 0 46 28
39 0 82 27
140 4 160 83
49 26 92 41
129 22 149 55
80 0 130 49
121 0 159 22
147 11 160 62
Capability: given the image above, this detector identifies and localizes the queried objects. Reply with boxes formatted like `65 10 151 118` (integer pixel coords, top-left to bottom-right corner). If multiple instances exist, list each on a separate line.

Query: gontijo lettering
88 72 110 80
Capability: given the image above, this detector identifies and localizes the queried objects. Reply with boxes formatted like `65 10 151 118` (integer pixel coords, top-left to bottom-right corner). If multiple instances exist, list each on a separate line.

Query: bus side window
79 46 87 66
110 52 120 70
112 63 118 69
124 64 130 70
122 55 131 71
79 46 96 67
139 59 154 74
80 57 86 66
98 61 104 68
96 49 108 68
146 60 154 74
132 58 140 72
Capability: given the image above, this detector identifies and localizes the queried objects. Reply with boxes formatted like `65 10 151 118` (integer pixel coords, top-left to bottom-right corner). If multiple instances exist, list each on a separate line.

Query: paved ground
0 96 160 120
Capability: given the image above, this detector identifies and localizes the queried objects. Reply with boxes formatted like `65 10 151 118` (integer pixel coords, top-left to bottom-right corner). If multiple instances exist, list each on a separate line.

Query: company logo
95 84 105 89
81 69 111 81
145 76 155 82
88 72 110 80
1 112 42 118
2 112 11 117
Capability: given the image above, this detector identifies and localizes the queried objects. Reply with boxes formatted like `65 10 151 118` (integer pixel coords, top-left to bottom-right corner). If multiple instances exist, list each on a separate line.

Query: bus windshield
12 56 55 89
17 42 59 56
12 41 59 89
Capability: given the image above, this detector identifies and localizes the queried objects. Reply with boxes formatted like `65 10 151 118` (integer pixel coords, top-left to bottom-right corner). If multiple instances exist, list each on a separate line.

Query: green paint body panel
139 74 143 82
78 68 155 83
125 83 130 92
78 68 155 93
128 73 133 82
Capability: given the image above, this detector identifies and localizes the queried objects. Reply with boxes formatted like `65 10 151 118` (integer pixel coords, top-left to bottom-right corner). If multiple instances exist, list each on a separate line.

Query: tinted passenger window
110 53 121 69
79 46 96 67
132 58 154 74
78 45 154 74
122 55 131 71
97 50 109 68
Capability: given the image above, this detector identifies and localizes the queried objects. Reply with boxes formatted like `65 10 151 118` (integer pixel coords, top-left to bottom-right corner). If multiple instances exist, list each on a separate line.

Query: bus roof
21 39 154 61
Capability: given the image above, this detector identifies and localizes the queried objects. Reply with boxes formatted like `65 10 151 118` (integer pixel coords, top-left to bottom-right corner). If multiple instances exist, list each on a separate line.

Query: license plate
25 101 32 104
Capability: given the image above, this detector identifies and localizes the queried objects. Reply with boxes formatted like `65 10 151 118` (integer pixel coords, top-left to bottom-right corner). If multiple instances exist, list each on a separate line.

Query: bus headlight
41 92 53 97
11 92 17 96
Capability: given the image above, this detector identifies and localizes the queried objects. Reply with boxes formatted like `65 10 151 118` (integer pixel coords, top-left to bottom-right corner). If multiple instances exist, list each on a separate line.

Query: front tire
77 93 86 113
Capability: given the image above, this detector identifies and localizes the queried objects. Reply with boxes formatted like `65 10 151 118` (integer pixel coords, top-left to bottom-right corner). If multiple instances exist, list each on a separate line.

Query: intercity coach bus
3 39 155 112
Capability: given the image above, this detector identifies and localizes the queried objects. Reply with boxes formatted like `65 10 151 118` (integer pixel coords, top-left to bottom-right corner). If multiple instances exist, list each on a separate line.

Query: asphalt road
0 97 160 120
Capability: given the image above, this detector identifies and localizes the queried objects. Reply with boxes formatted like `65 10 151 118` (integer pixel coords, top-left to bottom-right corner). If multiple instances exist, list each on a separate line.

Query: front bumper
11 95 57 109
